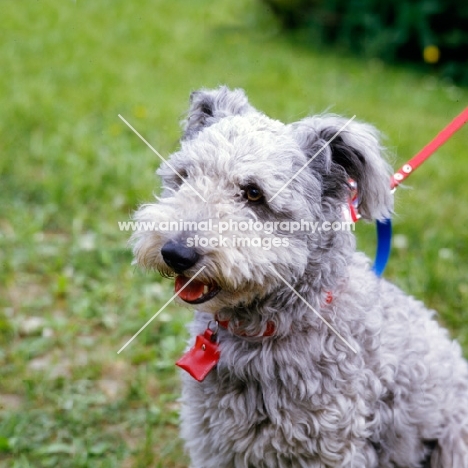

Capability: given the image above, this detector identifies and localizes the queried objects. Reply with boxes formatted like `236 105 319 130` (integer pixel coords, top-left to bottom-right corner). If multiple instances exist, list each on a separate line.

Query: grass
0 0 467 466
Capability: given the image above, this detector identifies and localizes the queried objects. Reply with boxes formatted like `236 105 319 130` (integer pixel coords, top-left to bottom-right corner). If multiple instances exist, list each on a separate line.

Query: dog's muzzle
161 240 200 273
161 240 221 304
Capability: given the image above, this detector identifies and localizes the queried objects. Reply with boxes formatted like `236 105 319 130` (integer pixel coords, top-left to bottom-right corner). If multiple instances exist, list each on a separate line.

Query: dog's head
131 87 393 314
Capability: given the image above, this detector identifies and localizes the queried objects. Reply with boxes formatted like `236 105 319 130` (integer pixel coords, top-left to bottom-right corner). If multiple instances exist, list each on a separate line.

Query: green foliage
264 0 468 85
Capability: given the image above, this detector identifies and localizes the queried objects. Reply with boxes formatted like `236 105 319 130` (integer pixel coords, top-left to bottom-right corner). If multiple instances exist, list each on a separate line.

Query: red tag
176 328 220 382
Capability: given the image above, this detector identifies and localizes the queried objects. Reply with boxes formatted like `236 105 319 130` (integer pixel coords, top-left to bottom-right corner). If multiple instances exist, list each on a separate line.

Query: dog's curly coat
131 87 468 467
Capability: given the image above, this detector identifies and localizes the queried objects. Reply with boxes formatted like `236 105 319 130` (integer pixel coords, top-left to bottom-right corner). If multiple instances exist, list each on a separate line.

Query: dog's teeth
203 285 209 295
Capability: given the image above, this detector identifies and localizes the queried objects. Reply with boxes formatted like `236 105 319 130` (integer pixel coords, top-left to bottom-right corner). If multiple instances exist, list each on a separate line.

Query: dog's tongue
175 275 206 302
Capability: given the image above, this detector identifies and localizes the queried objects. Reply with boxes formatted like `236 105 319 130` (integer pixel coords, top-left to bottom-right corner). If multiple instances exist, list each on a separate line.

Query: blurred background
0 1 467 466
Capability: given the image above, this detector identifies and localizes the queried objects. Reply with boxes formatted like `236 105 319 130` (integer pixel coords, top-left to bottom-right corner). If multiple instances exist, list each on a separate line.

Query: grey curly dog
131 87 468 467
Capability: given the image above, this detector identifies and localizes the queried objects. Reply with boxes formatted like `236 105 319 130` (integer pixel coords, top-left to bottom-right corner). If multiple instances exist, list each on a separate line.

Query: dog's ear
291 116 393 220
183 86 256 139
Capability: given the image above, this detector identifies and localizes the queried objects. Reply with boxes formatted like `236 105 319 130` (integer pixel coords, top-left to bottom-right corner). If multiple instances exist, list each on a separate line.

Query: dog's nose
161 240 200 273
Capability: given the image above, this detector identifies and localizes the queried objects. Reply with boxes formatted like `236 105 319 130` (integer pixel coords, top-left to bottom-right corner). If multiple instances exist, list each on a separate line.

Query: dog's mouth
175 275 221 304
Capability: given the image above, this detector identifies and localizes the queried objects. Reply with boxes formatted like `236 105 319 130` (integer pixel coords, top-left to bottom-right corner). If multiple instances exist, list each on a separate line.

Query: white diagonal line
270 267 358 354
269 116 356 202
117 266 206 354
118 114 207 203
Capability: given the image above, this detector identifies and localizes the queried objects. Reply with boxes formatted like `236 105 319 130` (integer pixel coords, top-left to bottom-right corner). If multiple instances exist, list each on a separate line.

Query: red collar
214 291 333 338
215 315 276 337
176 291 334 381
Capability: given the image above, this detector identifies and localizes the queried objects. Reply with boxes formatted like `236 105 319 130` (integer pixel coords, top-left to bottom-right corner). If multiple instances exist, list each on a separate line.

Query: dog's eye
243 185 264 203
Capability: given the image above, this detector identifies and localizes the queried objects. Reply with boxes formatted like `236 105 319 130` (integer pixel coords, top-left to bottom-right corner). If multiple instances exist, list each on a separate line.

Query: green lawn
1 0 467 466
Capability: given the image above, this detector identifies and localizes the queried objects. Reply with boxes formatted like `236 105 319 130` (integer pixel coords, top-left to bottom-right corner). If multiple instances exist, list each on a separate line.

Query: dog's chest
202 348 357 445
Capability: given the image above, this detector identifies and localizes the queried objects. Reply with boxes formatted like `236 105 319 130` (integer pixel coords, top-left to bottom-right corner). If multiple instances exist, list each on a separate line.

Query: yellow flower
423 45 440 64
132 105 147 119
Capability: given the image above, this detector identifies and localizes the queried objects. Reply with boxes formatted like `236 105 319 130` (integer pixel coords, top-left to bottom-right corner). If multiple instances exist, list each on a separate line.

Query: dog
131 87 468 467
